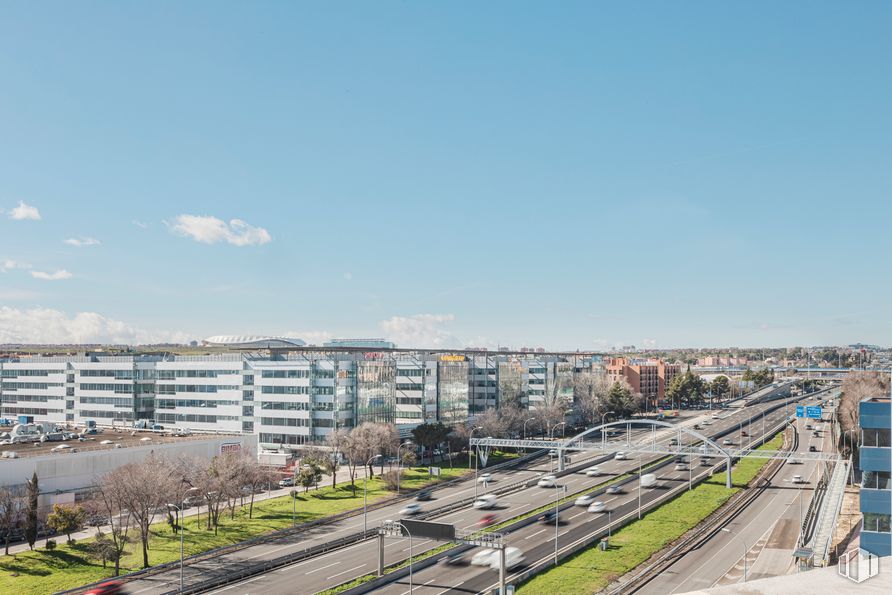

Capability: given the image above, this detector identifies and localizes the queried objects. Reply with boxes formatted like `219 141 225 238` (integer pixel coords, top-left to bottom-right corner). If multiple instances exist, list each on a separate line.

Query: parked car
574 494 596 507
537 475 557 488
473 494 498 509
399 503 422 516
588 501 606 513
471 548 496 566
582 465 601 477
809 445 818 452
692 424 702 430
278 477 294 487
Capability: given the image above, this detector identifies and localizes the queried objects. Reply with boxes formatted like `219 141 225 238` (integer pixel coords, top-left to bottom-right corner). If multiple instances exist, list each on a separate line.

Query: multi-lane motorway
184 398 802 595
636 395 838 593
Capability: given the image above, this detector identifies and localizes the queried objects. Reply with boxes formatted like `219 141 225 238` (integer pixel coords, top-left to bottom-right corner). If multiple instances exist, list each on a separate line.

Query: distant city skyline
1 2 890 349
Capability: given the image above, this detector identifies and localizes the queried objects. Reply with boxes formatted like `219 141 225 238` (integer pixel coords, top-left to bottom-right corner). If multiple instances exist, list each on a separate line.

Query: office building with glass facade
859 396 891 557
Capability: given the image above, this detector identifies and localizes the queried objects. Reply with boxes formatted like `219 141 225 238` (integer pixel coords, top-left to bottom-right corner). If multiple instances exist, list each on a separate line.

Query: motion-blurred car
574 494 596 507
614 452 628 460
83 582 127 595
477 513 498 528
399 503 422 516
539 511 557 524
473 494 498 509
477 473 492 483
489 546 525 570
415 490 432 501
605 485 622 495
537 475 557 488
587 501 606 513
582 465 601 477
471 548 496 566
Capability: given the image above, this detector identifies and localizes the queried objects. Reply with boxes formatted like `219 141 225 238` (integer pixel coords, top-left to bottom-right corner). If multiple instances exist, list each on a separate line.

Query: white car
399 503 422 516
792 475 806 484
489 546 525 570
477 473 492 483
575 494 596 507
712 413 720 419
605 485 622 495
614 452 628 460
702 420 712 426
588 501 606 513
100 440 113 445
473 494 498 509
537 475 557 488
675 463 687 471
722 439 733 446
471 548 496 566
583 465 601 477
51 444 71 452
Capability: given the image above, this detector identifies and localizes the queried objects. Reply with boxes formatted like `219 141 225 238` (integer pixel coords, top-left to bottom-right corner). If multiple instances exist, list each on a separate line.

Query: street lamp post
391 521 414 593
523 417 536 440
601 411 615 450
166 503 185 591
721 527 748 582
290 489 297 528
469 427 480 499
364 454 381 533
549 422 565 472
396 441 414 494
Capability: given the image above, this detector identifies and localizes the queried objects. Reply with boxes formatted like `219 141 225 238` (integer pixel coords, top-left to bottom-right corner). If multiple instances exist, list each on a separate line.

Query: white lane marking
305 561 340 574
435 581 464 595
525 528 547 540
570 510 588 520
327 563 366 580
400 578 437 595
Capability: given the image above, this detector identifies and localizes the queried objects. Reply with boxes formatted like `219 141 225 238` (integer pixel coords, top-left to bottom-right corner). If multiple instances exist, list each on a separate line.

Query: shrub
44 539 56 551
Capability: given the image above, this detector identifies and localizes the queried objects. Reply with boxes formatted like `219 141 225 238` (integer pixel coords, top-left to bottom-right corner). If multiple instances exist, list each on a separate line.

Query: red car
84 581 127 595
477 513 498 528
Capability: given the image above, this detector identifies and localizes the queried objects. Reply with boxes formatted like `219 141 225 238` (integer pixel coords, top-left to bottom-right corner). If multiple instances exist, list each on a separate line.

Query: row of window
155 413 238 423
156 384 239 394
862 471 892 490
260 433 311 445
156 369 240 379
156 399 239 409
863 512 891 533
862 428 891 448
79 370 135 379
1 394 59 403
260 401 310 411
261 386 310 394
77 384 136 393
79 410 133 419
1 370 54 377
260 370 311 378
2 382 64 390
1 407 61 416
260 417 310 427
79 397 134 407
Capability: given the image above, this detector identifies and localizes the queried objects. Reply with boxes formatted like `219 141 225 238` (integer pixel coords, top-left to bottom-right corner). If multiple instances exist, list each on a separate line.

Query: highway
191 399 799 595
636 394 839 593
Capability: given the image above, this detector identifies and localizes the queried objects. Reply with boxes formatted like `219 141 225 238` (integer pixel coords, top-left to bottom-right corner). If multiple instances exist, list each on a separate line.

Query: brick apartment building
606 357 682 409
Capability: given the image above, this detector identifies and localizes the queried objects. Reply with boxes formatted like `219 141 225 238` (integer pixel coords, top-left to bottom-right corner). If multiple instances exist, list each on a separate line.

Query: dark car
539 511 557 524
741 431 748 437
439 552 465 566
84 581 127 595
415 490 432 501
809 445 818 452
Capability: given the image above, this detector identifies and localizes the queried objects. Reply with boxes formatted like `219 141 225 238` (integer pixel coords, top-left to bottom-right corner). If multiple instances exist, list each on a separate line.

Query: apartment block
605 357 681 409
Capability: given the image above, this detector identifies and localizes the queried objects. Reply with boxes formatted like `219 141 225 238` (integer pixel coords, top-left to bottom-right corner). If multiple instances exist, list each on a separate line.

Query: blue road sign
796 406 805 418
806 406 822 419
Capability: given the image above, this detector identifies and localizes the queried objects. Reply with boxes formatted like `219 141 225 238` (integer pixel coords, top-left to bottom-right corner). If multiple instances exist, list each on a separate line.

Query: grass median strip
316 455 674 594
0 466 468 595
515 432 786 595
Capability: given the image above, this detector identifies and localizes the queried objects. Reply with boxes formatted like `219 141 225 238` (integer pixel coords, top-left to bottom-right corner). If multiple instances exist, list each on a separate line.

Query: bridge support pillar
499 547 507 594
377 533 384 576
557 449 566 472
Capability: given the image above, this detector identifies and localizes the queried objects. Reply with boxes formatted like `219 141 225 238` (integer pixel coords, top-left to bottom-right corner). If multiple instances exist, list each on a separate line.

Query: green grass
0 466 468 595
516 432 785 595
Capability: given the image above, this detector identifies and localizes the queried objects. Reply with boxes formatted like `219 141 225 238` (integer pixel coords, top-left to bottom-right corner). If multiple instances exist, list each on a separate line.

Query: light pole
470 427 480 499
601 411 615 450
290 489 298 528
166 487 196 595
391 521 414 593
396 441 414 494
554 484 567 565
549 422 565 472
720 527 748 582
523 417 536 440
364 454 381 533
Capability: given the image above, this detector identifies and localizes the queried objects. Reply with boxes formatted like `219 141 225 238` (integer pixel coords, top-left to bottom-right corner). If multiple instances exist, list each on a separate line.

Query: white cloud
0 306 191 344
64 237 101 247
168 214 272 246
132 219 149 229
8 201 41 220
379 314 459 348
31 269 73 281
283 329 333 346
1 259 31 273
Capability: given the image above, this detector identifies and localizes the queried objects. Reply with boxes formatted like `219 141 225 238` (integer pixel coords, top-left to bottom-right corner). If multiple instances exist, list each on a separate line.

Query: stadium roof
203 335 306 348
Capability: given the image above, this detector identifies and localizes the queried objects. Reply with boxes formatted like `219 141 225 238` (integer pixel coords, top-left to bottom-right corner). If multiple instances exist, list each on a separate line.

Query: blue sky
1 1 890 349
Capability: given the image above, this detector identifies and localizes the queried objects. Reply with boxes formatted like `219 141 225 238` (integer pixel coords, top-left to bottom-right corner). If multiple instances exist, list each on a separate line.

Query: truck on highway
640 473 657 488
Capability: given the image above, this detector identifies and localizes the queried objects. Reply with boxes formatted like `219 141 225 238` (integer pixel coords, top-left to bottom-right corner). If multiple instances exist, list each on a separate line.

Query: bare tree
839 371 890 441
325 429 350 489
573 372 612 426
196 453 241 535
94 473 133 576
473 408 507 438
349 422 398 477
0 487 24 555
104 455 175 568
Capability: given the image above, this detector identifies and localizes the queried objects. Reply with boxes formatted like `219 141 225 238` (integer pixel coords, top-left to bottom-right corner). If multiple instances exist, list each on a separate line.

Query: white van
490 546 526 570
640 473 657 488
